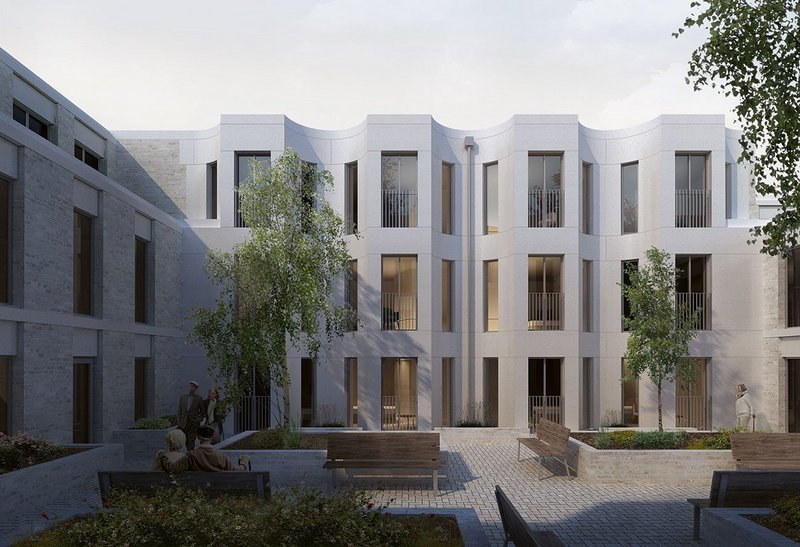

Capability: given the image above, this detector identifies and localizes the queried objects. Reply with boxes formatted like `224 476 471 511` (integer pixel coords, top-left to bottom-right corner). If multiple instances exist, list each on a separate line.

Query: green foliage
319 421 346 428
188 148 357 424
621 247 699 431
594 431 610 449
282 421 303 449
0 433 69 473
630 430 689 449
609 430 637 448
676 1 800 257
765 495 800 542
455 420 487 428
132 417 172 430
25 487 457 546
245 424 304 449
161 415 179 427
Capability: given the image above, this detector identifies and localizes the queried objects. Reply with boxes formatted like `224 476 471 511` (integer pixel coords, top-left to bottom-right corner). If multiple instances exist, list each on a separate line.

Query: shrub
318 421 346 428
595 431 610 448
132 417 171 430
455 420 486 427
247 428 287 449
630 430 689 449
764 494 800 542
160 415 179 427
608 430 637 448
0 433 68 473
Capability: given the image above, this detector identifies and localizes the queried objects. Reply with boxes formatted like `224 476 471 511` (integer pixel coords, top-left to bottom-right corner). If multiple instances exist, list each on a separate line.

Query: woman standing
204 387 226 443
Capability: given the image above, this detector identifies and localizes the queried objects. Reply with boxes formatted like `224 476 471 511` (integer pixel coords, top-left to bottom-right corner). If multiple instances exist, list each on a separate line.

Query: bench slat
326 432 440 461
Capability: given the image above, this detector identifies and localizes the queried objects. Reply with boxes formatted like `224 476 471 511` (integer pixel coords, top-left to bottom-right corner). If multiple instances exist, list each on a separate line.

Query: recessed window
789 247 800 328
621 259 639 331
0 178 9 304
135 238 148 323
0 356 9 434
382 153 418 228
301 358 315 426
675 154 709 227
345 259 358 332
528 154 563 228
345 162 358 234
442 259 453 332
134 358 147 421
621 163 638 234
528 256 562 331
13 103 49 140
73 361 92 442
74 143 100 171
345 358 358 427
484 163 498 234
442 162 453 235
73 211 93 315
582 162 592 234
235 153 271 228
582 260 592 332
485 260 498 331
207 162 217 220
381 256 417 330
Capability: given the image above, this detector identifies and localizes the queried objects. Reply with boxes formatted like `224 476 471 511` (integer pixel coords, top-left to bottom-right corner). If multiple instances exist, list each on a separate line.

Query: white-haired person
152 429 186 471
157 424 249 473
736 383 756 431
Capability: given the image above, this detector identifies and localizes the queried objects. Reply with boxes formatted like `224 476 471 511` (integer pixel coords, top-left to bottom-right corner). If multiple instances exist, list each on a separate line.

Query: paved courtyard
2 429 712 546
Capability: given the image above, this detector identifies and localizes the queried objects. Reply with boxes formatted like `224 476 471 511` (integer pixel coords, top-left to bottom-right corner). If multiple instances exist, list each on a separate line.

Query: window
528 256 562 331
345 162 358 234
725 162 733 220
73 362 91 442
0 178 9 304
0 356 9 434
676 358 709 429
621 163 638 234
581 358 592 430
207 162 217 220
134 358 147 421
485 260 498 331
382 153 417 228
483 358 499 426
484 163 498 234
582 260 592 332
235 153 270 228
74 144 100 171
442 358 453 426
789 360 800 432
675 154 709 227
345 358 358 427
621 359 639 427
442 162 453 234
621 260 639 331
528 154 563 227
676 255 710 330
13 103 49 140
789 247 800 328
528 358 562 428
301 161 316 234
442 259 453 332
74 211 93 315
381 358 417 430
301 358 315 427
345 260 358 331
381 256 417 330
582 162 592 234
135 238 148 323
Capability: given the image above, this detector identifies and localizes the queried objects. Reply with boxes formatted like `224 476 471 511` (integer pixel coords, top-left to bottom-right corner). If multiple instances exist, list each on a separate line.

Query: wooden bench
97 471 270 502
323 432 442 495
687 470 800 540
495 485 564 547
517 419 573 479
731 432 800 470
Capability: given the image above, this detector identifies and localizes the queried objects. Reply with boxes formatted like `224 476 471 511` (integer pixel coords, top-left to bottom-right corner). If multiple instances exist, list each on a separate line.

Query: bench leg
433 470 438 496
562 458 571 479
329 469 337 494
503 533 510 547
693 504 701 540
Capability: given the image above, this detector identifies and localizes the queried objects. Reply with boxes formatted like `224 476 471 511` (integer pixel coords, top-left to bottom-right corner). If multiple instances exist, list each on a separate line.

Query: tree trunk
657 381 663 432
281 373 291 427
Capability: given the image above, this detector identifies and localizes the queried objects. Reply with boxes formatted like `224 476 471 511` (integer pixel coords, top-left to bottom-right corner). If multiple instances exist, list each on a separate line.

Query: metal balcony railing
675 189 710 228
528 292 563 331
234 395 270 433
528 395 562 431
676 292 711 330
382 188 418 228
675 395 711 430
528 188 563 227
381 292 417 330
381 395 418 430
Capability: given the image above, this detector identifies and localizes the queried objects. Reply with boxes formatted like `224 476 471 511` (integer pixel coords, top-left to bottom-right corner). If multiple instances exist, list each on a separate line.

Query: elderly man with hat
157 424 249 473
178 380 204 450
736 383 756 431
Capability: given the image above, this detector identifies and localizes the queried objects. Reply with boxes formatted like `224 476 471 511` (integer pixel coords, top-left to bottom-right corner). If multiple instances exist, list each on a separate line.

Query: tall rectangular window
442 259 453 332
0 356 9 434
528 358 562 427
621 358 639 427
345 358 358 427
442 358 453 426
621 162 638 234
13 103 49 140
581 358 592 429
442 162 453 234
528 154 563 227
483 358 499 426
73 362 91 443
235 153 270 228
74 144 100 171
725 162 733 220
528 256 562 331
582 260 592 332
789 360 800 432
789 247 800 327
676 255 710 330
382 153 417 228
0 178 9 304
485 260 498 331
381 256 417 330
484 163 498 234
582 162 592 234
675 153 709 227
134 358 147 421
345 162 358 234
301 358 315 427
135 238 147 323
621 259 639 331
381 358 418 430
74 211 93 315
345 259 358 331
206 162 218 220
676 358 709 429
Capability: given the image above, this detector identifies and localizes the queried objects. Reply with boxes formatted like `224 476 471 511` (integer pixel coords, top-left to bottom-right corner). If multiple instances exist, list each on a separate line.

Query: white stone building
0 46 797 441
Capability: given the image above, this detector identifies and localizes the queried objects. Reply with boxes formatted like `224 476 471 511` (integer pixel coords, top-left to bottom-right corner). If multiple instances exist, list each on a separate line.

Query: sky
0 0 738 131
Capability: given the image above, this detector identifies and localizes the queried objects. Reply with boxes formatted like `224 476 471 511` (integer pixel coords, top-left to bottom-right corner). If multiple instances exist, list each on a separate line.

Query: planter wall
703 508 797 546
109 427 176 465
566 438 736 483
0 443 123 542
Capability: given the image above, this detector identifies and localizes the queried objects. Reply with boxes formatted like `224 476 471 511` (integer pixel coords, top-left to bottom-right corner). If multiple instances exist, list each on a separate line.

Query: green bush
765 495 800 542
630 430 689 449
0 433 68 473
595 432 610 448
319 421 346 428
160 415 179 427
25 487 458 546
608 430 637 448
247 428 287 449
455 420 487 427
132 418 172 430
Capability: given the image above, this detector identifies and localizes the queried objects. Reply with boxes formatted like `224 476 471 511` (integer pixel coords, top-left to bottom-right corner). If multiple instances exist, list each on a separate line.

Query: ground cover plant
224 427 328 450
571 429 738 450
0 433 80 474
749 494 800 542
132 415 178 429
22 487 463 546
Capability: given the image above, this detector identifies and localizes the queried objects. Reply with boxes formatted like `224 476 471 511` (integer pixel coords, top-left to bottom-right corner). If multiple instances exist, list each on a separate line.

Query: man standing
178 381 204 450
736 383 756 431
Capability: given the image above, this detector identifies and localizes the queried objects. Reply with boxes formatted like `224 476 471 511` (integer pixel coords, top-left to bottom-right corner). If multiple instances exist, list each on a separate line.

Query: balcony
676 395 711 430
676 292 711 330
382 188 417 228
528 292 563 331
381 395 417 430
675 189 710 228
528 395 562 431
381 292 417 330
528 188 563 227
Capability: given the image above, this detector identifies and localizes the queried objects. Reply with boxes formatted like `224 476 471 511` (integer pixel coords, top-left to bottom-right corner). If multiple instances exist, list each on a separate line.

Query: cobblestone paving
2 430 712 546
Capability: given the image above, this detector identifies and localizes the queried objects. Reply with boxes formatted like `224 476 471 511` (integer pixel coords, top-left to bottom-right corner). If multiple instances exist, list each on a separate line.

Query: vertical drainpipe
464 136 475 405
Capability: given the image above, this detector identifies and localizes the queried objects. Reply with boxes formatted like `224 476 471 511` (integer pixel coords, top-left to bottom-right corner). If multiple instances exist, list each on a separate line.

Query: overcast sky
0 0 738 131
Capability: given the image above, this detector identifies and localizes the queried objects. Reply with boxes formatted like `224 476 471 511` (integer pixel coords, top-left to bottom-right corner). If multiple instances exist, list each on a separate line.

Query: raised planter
566 437 735 483
109 427 176 465
387 507 489 546
0 443 123 543
703 508 798 546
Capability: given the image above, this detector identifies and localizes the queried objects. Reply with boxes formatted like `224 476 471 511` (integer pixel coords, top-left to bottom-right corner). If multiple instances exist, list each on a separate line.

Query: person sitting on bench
157 425 249 473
